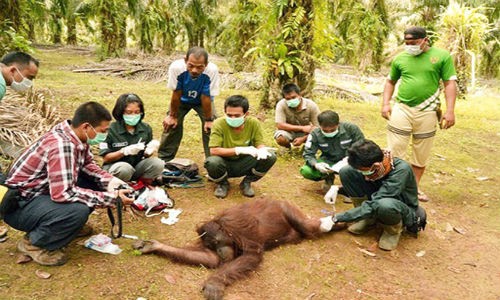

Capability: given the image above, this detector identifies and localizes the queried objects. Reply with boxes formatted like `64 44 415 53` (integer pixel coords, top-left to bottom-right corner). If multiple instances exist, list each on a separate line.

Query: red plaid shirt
6 120 116 208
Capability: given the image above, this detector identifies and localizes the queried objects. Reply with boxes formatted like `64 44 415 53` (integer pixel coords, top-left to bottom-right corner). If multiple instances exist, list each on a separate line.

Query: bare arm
210 147 237 157
441 80 457 129
102 150 126 164
163 90 182 130
276 122 313 133
381 79 396 120
201 94 213 133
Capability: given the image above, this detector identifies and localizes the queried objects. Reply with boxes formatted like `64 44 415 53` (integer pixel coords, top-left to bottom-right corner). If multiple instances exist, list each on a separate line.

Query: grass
0 47 499 300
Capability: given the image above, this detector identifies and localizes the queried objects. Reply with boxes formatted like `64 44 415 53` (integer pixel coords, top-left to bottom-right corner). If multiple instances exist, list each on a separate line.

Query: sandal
418 191 430 202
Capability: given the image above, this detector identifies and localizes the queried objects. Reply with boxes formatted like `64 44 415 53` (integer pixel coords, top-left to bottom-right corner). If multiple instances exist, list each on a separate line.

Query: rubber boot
214 179 229 198
379 221 403 251
347 196 376 235
240 174 261 197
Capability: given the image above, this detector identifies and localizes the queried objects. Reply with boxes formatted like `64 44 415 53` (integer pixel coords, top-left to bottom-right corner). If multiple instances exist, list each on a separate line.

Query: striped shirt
6 120 117 208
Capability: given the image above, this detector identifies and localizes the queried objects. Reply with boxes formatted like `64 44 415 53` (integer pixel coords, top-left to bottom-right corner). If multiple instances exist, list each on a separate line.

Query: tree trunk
67 16 77 45
259 0 315 110
53 19 62 44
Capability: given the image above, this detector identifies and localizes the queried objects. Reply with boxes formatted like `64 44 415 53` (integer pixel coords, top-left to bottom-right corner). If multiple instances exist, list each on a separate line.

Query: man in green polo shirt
274 83 320 148
381 26 457 202
300 110 364 193
204 95 277 198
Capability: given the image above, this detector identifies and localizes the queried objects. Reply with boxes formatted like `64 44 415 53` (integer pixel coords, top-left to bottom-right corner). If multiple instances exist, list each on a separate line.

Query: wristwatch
205 116 215 122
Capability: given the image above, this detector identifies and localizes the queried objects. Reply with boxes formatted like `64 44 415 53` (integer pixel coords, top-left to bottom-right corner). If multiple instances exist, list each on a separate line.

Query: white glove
234 146 258 157
256 147 275 160
319 216 337 233
324 185 339 204
107 176 127 193
145 140 160 155
315 162 331 174
120 142 145 156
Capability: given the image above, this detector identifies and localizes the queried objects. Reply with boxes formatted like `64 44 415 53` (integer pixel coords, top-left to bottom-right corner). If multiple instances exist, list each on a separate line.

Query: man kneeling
320 139 426 250
3 102 133 266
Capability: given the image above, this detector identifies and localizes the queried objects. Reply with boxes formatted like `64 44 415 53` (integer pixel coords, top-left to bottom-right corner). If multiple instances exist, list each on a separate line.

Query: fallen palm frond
0 89 62 159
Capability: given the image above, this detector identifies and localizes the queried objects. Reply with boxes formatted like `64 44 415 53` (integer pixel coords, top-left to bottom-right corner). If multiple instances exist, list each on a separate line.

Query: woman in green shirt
100 93 164 185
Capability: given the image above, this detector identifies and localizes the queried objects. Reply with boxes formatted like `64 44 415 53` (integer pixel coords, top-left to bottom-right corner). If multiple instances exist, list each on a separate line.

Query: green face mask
123 114 141 126
321 129 338 138
286 98 300 108
87 126 107 145
225 116 245 128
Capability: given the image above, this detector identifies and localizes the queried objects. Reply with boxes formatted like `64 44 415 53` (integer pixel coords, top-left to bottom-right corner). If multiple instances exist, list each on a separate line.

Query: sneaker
17 237 68 266
76 224 94 238
214 181 229 198
239 180 255 197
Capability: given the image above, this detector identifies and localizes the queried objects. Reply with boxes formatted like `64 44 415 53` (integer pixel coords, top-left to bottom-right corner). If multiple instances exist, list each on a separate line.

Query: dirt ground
0 47 499 300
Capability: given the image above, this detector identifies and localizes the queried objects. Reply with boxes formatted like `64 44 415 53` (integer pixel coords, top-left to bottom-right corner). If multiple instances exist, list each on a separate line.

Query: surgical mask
225 116 245 128
123 114 141 126
11 68 33 92
286 98 300 108
405 44 423 56
86 126 107 145
321 129 338 138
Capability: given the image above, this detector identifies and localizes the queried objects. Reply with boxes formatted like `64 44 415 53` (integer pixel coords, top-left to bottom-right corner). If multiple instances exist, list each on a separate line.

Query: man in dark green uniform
319 139 426 250
300 110 364 192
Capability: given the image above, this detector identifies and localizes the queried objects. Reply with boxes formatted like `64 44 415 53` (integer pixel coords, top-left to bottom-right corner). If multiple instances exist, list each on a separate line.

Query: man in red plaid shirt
3 102 133 266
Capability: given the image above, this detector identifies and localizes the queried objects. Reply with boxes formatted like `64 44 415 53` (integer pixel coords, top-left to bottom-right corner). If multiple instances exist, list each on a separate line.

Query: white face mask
11 68 33 92
405 45 423 56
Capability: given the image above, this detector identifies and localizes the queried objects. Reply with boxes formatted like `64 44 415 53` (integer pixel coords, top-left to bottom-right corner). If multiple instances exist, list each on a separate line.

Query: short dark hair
404 26 427 40
186 47 208 64
112 93 145 123
347 139 384 169
224 95 249 113
1 51 39 68
317 110 339 127
72 101 112 127
282 83 300 97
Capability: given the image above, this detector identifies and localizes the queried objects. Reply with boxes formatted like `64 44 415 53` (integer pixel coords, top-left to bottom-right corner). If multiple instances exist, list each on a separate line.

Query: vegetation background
0 0 499 299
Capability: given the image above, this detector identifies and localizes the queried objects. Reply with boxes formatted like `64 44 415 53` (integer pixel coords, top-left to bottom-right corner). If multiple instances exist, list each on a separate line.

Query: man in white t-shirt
158 47 220 162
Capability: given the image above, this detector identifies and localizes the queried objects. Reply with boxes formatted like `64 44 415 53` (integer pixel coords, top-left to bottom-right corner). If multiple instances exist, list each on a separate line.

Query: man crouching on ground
320 139 426 250
3 102 133 266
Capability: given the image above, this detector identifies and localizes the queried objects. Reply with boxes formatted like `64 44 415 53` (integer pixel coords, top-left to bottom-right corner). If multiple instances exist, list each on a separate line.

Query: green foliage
217 0 263 71
0 24 33 57
436 1 492 93
330 0 390 72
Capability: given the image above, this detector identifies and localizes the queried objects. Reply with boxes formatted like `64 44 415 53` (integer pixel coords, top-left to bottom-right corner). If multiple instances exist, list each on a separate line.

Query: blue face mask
286 98 301 108
225 116 245 128
86 126 107 145
123 114 141 126
321 129 338 138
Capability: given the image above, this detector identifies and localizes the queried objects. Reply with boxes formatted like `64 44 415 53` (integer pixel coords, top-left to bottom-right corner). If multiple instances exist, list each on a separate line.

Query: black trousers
4 173 98 251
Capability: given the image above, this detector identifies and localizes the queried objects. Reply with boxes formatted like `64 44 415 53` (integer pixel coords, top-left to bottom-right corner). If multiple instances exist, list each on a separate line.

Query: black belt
107 197 123 238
